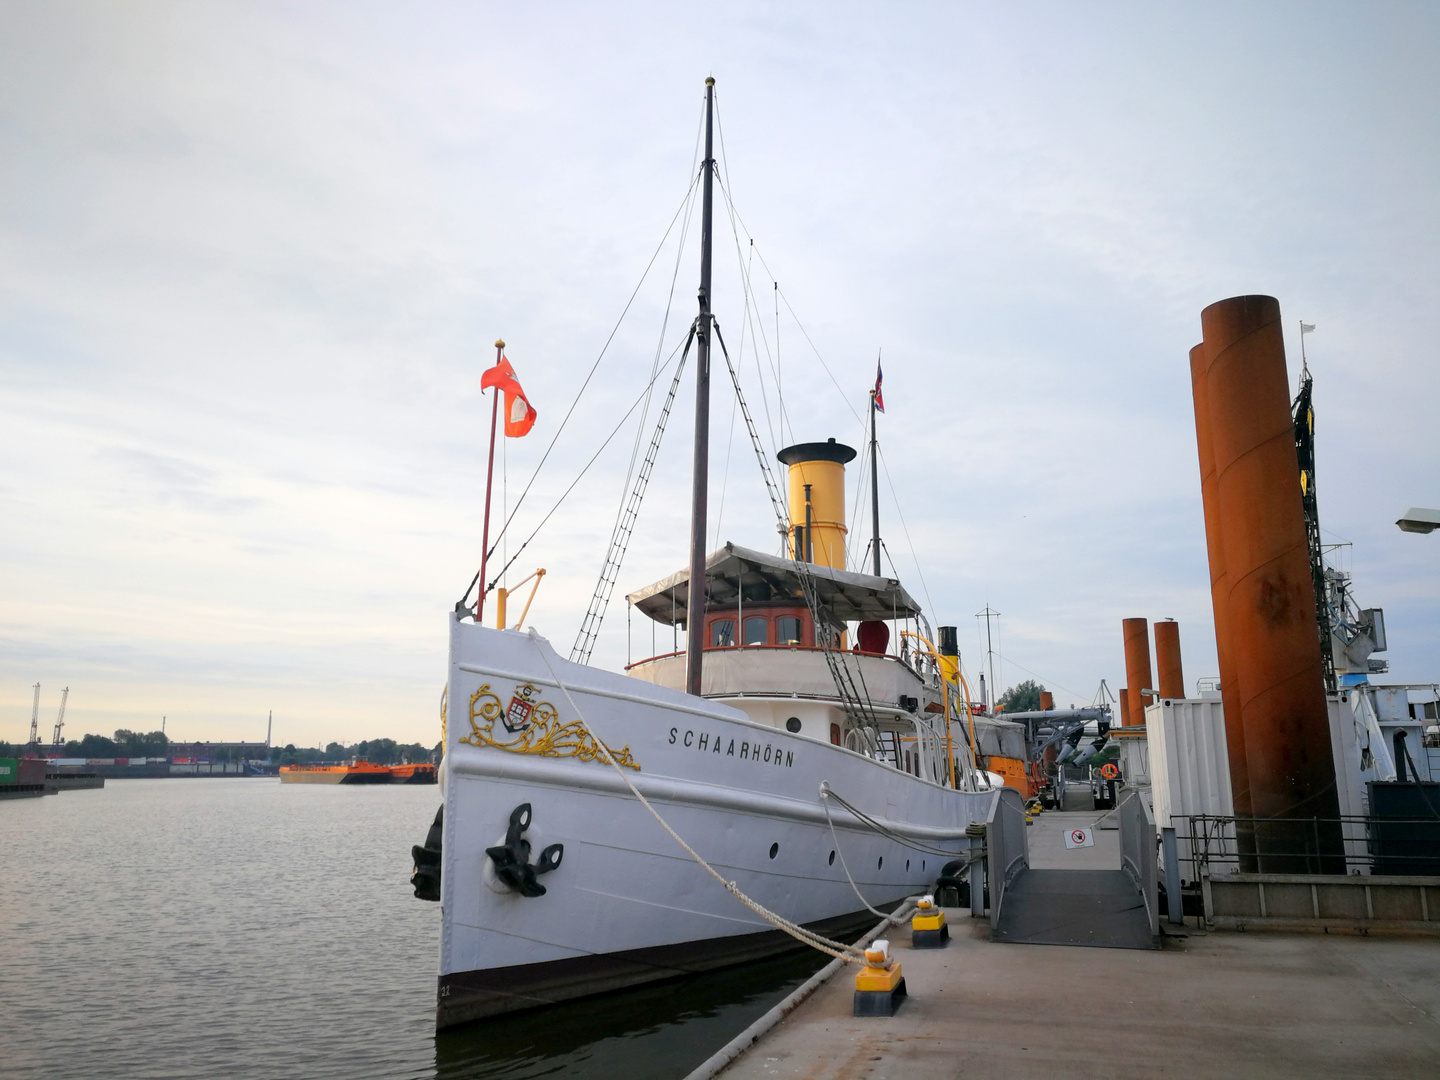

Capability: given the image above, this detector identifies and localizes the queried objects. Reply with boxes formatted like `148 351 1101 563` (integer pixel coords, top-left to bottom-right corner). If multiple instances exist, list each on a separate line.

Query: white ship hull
437 618 1002 1028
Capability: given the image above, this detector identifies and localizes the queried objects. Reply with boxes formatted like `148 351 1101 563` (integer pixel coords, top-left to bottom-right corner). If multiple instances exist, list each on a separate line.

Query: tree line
0 728 171 759
270 738 441 767
0 731 441 765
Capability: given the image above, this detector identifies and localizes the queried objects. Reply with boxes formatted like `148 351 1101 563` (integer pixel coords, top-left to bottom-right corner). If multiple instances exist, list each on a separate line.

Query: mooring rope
821 793 888 921
820 782 986 862
530 633 875 964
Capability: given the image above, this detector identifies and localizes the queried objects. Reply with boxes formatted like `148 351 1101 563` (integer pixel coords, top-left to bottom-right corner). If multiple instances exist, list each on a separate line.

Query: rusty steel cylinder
1190 341 1252 824
1154 620 1184 699
1118 689 1131 728
1202 295 1342 872
1122 618 1153 726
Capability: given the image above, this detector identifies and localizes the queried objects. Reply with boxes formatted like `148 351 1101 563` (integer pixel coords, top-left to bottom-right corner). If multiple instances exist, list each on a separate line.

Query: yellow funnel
777 439 856 571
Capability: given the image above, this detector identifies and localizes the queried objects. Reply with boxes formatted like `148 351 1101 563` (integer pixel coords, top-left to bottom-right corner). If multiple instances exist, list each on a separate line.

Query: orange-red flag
481 356 537 437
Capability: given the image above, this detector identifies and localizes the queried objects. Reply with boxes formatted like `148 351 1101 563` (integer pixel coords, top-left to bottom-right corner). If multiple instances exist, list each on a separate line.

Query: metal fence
1180 813 1440 880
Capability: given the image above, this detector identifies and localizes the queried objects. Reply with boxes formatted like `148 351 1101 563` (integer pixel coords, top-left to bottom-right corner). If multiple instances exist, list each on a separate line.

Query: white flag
1300 322 1316 334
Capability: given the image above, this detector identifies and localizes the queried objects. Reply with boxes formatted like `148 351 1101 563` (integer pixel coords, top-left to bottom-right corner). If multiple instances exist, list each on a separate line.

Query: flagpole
870 353 882 577
870 387 881 577
477 339 504 623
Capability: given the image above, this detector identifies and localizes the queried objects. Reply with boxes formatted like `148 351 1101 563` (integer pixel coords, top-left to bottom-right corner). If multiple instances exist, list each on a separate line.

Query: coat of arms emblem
503 685 539 734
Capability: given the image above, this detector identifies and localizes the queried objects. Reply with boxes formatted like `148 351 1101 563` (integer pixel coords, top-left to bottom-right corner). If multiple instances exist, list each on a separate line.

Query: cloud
2 2 1437 744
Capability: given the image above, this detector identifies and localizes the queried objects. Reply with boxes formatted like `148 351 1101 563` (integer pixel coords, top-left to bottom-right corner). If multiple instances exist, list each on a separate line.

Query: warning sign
1064 827 1095 849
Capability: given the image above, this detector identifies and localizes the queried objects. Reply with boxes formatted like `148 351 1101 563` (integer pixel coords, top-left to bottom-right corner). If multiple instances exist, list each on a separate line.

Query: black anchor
485 803 564 898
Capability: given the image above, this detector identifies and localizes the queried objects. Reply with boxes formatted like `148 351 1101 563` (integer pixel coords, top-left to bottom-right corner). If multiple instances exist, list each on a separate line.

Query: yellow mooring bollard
853 938 907 1017
910 894 949 949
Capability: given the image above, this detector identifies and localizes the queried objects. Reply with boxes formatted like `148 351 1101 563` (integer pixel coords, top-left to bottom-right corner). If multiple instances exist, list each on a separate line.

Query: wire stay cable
462 335 693 607
478 170 703 571
571 325 697 664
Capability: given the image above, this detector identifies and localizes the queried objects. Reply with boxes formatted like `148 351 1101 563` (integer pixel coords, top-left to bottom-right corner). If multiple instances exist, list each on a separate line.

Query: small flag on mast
1300 322 1316 334
481 356 538 437
873 359 884 413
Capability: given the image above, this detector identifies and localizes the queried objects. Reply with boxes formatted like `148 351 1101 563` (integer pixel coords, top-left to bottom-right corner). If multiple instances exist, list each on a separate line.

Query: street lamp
1396 507 1440 534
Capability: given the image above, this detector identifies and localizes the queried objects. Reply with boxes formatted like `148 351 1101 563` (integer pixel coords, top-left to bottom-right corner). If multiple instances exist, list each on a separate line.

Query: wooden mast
685 77 717 697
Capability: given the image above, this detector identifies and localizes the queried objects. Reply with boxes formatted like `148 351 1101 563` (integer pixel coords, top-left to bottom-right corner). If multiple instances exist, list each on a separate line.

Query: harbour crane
29 683 40 745
51 687 69 747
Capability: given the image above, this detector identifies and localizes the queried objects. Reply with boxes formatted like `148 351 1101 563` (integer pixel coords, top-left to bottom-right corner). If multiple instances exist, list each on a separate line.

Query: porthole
828 850 835 866
877 856 884 870
769 842 779 860
785 716 802 733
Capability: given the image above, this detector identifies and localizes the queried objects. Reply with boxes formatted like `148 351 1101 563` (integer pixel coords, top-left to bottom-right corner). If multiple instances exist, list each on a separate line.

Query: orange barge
279 760 393 785
388 763 437 785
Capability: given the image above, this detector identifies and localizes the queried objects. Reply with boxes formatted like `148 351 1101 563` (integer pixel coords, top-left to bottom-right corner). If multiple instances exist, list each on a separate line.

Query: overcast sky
3 2 1437 749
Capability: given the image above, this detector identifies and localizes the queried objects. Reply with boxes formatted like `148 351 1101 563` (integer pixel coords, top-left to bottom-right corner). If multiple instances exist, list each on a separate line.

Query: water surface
0 779 825 1079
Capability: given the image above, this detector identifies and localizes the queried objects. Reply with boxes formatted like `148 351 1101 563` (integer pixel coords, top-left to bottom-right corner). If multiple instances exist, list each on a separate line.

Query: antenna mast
29 683 40 745
976 607 1000 710
685 77 717 697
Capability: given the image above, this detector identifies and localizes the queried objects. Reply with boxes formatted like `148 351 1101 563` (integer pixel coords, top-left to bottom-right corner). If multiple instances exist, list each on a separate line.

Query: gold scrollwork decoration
462 682 640 771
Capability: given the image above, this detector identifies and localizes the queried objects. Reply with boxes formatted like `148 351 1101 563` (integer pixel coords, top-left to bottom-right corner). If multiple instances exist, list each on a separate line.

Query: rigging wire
713 96 788 453
712 95 770 449
711 386 740 550
712 174 791 447
874 442 935 617
846 438 872 567
609 112 706 571
478 170 703 569
571 325 697 664
712 320 883 736
990 652 1091 707
712 175 862 427
460 335 693 606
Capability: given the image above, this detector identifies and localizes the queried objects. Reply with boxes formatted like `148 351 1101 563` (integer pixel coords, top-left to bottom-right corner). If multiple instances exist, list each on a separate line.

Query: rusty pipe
1191 341 1252 830
1202 295 1342 873
1154 621 1184 699
1122 618 1153 726
1118 688 1131 728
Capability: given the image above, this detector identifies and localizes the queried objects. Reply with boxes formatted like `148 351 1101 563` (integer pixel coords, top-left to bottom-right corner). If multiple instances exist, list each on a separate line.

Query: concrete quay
710 812 1440 1080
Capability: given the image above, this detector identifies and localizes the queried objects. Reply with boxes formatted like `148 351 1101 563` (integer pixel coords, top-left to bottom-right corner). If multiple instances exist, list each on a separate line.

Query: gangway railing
1118 790 1159 940
985 787 1029 933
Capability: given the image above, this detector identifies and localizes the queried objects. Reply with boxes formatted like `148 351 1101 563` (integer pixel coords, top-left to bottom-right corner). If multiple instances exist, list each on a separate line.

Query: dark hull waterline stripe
435 901 901 1030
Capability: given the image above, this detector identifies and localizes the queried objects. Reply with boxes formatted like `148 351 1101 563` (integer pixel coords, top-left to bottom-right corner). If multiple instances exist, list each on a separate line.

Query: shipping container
0 758 17 784
1145 698 1233 877
18 758 47 784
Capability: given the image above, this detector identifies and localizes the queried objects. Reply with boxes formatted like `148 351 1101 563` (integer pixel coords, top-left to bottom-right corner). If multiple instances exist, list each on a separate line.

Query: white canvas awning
626 541 923 627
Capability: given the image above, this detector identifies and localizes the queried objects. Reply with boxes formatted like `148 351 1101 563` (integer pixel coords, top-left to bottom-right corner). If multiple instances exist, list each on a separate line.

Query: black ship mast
686 77 717 697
